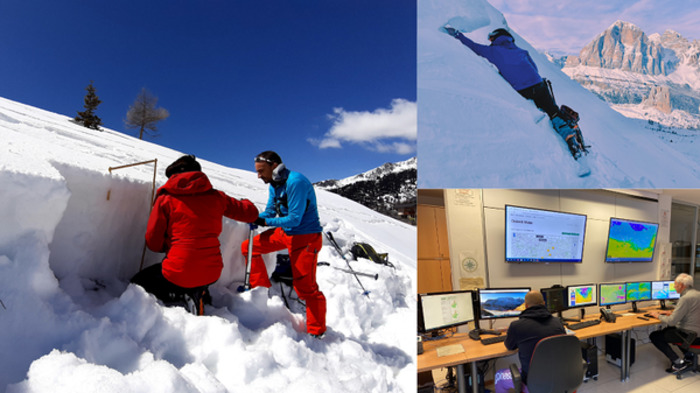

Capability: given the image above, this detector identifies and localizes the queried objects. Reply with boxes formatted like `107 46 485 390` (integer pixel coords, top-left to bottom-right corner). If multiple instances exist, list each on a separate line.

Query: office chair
509 335 587 393
672 328 700 380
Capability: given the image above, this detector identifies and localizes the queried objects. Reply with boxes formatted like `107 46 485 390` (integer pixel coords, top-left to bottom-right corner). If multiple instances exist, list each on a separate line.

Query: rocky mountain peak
576 20 666 75
559 21 700 130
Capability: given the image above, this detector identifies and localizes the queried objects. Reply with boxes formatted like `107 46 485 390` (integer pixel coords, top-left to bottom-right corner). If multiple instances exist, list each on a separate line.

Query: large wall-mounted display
605 218 659 263
505 205 587 263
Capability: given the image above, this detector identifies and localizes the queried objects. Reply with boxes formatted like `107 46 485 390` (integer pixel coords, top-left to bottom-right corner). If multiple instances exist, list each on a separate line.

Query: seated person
131 155 258 314
648 273 700 373
495 291 566 392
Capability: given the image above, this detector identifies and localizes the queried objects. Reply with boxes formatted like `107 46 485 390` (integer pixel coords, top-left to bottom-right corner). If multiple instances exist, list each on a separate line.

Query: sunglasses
254 156 275 164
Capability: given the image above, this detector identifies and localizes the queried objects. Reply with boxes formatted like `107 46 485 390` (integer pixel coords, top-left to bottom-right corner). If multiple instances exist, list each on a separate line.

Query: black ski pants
650 326 700 363
517 80 560 119
131 263 210 306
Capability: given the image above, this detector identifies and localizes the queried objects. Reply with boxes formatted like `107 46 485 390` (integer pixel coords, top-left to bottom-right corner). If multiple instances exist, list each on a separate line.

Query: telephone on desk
600 308 617 323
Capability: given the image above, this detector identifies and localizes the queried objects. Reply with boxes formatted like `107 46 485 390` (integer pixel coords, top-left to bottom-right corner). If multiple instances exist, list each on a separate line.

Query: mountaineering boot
565 135 584 160
551 115 582 159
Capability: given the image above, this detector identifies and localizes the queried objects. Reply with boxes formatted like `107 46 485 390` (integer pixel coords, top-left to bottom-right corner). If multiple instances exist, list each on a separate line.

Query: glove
445 27 460 37
253 217 267 227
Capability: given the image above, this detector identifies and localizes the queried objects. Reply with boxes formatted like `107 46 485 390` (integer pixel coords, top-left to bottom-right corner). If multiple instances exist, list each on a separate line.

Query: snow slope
0 96 416 392
418 0 700 188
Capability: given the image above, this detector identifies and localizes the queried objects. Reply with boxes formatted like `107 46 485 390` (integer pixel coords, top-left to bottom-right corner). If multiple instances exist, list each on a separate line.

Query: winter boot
551 115 582 159
565 135 584 160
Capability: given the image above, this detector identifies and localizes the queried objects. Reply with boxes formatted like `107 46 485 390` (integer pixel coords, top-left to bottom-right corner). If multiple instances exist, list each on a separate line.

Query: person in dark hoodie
504 290 566 385
444 27 586 159
131 155 259 315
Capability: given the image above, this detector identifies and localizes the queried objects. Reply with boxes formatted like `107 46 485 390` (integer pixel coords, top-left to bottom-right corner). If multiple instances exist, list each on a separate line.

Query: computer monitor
417 290 476 336
625 281 651 313
599 283 627 308
541 286 568 313
505 205 587 263
605 218 659 263
566 284 597 320
477 287 530 320
541 286 574 321
651 280 680 309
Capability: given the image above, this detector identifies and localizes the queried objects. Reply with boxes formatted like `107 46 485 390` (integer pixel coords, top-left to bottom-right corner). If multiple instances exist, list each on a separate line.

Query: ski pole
325 232 370 297
317 262 378 280
238 224 255 292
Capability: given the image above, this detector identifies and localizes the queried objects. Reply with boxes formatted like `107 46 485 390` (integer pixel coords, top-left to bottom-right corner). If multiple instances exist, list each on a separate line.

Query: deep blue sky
0 1 416 182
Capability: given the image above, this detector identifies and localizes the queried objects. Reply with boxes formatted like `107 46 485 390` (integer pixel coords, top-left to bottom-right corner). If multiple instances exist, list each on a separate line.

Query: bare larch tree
125 88 170 139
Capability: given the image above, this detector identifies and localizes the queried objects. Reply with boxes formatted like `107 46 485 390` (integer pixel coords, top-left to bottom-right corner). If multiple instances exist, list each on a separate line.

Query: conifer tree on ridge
75 81 103 130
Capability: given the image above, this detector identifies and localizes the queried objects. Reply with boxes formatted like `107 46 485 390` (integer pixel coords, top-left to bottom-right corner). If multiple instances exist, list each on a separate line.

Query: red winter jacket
145 171 258 288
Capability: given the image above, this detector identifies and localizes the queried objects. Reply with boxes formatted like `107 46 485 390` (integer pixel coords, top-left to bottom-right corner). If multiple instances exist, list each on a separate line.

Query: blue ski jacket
259 167 322 235
456 34 542 91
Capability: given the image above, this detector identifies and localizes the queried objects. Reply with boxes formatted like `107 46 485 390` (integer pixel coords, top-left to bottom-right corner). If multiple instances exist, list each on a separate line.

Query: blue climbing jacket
456 34 542 91
258 168 322 235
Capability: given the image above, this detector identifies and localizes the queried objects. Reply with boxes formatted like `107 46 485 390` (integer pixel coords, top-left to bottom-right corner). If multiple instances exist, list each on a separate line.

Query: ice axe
237 224 255 292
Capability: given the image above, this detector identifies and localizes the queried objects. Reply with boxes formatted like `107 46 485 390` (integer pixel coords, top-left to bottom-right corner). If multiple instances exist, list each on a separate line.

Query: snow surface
0 96 416 392
418 0 700 188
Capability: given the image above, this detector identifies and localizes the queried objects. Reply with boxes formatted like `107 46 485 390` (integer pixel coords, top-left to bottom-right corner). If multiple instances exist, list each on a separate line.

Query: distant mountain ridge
315 157 416 222
552 21 700 130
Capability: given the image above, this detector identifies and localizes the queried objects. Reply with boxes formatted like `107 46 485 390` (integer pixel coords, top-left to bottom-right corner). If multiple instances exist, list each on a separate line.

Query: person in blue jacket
445 27 585 158
241 150 326 337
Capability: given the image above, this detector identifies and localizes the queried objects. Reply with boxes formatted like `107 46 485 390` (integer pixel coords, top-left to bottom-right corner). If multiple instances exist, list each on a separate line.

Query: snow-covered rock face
0 96 416 392
560 21 700 130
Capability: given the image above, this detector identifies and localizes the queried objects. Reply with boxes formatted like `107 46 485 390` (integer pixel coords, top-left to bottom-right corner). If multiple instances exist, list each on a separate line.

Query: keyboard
567 319 602 330
644 313 658 319
480 335 507 345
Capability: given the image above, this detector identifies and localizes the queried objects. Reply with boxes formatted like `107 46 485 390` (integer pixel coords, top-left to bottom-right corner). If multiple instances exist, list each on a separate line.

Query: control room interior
417 188 700 393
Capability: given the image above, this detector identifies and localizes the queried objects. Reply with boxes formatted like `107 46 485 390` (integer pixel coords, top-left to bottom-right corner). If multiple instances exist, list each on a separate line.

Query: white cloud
310 99 417 154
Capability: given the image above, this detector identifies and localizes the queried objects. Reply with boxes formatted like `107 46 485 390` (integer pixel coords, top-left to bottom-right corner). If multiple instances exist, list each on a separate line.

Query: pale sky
490 0 700 54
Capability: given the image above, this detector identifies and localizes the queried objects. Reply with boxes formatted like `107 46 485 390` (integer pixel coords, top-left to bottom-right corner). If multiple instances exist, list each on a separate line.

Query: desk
417 311 662 393
418 333 515 393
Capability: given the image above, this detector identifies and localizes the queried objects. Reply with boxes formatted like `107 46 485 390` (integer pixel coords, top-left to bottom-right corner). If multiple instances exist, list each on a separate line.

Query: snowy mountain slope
315 157 416 220
418 0 700 188
0 96 416 392
316 157 416 190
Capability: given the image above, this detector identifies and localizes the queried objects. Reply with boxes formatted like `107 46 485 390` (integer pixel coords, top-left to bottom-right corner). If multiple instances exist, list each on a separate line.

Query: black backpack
350 242 395 268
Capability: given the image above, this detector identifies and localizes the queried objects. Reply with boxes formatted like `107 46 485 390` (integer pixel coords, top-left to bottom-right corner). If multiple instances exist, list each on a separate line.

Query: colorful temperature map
606 220 657 260
626 282 651 301
570 287 593 306
601 285 626 304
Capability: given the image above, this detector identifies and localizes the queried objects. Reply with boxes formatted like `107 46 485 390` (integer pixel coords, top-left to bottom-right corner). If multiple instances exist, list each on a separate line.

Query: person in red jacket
131 155 259 315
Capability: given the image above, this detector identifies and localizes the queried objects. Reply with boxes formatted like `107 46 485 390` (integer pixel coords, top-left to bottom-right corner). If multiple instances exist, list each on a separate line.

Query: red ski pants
241 227 326 335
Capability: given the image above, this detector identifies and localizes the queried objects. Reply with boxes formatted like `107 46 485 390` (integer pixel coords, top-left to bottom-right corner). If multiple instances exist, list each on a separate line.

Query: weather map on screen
626 281 651 301
652 280 680 300
567 284 596 308
505 205 587 263
605 218 659 262
600 283 626 306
